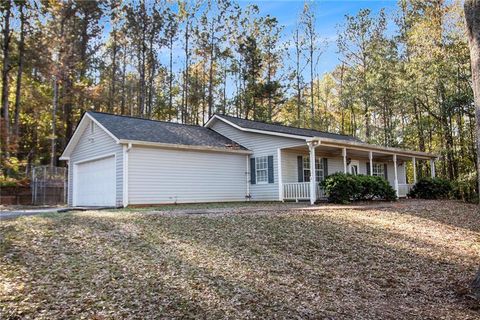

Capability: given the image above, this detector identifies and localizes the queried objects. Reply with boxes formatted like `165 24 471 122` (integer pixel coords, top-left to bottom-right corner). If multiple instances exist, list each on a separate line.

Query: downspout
123 143 132 207
65 160 69 206
246 155 251 201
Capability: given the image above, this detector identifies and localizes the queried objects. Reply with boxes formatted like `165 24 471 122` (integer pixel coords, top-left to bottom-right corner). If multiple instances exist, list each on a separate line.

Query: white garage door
74 156 116 206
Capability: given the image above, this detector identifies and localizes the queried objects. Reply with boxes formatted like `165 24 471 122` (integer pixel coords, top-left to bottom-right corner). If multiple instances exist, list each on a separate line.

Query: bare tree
292 23 305 126
300 1 322 129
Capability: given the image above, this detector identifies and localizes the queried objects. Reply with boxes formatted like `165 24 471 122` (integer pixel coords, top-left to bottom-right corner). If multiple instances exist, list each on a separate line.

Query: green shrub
356 174 397 201
408 177 453 199
321 172 360 204
0 177 29 187
321 173 397 204
452 173 478 203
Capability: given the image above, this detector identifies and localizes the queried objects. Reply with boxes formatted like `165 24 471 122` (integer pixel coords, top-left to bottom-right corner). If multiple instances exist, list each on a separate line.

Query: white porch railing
282 182 326 201
398 184 413 198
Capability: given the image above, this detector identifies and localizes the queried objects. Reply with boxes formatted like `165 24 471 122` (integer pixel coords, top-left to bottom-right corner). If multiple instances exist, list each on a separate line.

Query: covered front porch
277 139 437 204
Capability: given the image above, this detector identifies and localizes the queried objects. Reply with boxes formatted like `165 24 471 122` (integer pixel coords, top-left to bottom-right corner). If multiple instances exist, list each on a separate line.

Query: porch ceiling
282 144 429 162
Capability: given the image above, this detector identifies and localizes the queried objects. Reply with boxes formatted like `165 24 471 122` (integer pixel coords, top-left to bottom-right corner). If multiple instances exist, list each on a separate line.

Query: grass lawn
1 200 479 319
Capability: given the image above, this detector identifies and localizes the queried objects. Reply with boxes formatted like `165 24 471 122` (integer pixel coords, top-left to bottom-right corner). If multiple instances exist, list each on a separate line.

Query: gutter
118 139 253 155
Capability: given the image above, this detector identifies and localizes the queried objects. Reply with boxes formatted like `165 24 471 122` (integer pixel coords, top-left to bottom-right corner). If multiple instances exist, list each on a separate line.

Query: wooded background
0 0 477 200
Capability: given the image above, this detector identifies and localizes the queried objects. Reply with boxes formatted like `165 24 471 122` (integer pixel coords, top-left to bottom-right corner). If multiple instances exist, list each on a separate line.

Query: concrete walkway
0 206 118 220
0 207 66 220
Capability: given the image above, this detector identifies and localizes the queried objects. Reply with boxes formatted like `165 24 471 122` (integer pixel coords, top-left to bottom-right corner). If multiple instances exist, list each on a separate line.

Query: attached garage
60 111 251 207
73 155 116 206
128 146 247 205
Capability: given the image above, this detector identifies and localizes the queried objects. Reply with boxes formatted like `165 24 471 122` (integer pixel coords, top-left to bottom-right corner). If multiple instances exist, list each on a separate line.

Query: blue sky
241 0 398 75
100 1 399 92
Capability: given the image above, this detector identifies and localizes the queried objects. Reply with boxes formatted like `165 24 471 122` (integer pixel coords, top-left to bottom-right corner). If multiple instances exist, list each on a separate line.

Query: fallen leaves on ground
0 200 479 319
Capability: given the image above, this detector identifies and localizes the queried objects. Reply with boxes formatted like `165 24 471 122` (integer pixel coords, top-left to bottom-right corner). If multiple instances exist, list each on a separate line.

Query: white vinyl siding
386 161 406 185
128 146 247 204
210 120 305 200
68 119 123 207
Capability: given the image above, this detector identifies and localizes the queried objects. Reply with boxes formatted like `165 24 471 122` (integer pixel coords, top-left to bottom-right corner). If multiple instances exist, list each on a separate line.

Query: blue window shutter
268 155 274 183
323 158 328 178
297 156 303 182
366 162 371 175
250 158 256 184
384 163 388 180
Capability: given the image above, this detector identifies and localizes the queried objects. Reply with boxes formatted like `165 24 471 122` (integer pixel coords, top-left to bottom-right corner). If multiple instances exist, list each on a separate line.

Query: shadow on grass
1 207 479 319
377 200 480 233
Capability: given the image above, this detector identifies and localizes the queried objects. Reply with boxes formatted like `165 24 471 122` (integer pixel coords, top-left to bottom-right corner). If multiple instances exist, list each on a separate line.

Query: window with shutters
372 163 385 177
256 156 268 184
303 156 324 182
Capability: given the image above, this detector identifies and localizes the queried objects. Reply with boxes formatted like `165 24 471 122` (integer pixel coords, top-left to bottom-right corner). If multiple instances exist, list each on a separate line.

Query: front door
349 160 360 175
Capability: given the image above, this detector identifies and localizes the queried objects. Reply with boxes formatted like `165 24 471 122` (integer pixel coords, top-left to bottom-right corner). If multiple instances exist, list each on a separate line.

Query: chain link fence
31 166 67 205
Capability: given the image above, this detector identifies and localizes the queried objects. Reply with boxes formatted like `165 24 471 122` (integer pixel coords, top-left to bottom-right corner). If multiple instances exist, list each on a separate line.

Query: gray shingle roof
88 112 249 151
215 114 362 142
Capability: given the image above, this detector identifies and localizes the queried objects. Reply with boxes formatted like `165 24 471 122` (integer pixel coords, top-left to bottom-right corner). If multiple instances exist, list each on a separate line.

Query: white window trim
302 156 324 182
372 162 385 177
255 156 269 184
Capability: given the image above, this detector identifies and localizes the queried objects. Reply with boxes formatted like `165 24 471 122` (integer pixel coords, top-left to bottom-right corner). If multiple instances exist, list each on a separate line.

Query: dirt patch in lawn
0 200 479 319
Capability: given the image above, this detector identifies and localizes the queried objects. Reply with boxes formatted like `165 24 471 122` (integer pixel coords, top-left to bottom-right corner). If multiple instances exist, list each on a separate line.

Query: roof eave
307 137 438 159
118 139 253 154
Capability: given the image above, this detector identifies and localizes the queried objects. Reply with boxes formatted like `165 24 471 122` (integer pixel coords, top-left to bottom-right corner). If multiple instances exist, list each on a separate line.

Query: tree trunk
208 20 215 119
120 43 127 115
169 35 173 121
294 27 302 126
108 30 117 113
309 35 314 129
14 2 25 144
464 0 480 203
183 18 190 123
464 0 480 299
1 0 12 170
51 78 58 167
472 268 480 300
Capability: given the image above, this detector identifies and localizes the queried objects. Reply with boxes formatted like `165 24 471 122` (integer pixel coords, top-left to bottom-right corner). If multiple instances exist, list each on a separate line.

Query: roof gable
60 113 119 160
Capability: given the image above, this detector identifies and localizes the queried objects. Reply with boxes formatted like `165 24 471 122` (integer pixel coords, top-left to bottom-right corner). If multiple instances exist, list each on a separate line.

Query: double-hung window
303 156 324 182
255 156 268 184
372 163 385 177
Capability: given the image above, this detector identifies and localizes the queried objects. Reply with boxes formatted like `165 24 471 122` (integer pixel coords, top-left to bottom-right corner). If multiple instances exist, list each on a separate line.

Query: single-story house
60 112 437 207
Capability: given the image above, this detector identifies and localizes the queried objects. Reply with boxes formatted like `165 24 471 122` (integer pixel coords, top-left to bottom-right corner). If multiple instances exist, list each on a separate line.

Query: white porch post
342 148 347 174
277 148 283 201
393 154 399 197
412 157 417 184
369 151 373 176
309 142 317 205
430 158 436 178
